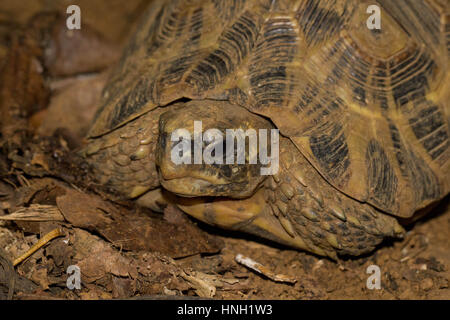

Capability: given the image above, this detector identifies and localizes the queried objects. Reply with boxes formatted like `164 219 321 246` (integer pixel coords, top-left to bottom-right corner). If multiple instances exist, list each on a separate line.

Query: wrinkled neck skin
85 99 404 259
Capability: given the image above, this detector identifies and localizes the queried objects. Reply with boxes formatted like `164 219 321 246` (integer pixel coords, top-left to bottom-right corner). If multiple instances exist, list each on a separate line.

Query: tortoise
83 0 450 259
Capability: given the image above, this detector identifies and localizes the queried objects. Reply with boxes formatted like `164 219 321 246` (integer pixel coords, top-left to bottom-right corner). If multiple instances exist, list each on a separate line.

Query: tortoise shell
89 0 450 218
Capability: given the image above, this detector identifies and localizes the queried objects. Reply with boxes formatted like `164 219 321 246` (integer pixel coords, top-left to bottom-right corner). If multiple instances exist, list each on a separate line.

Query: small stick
235 253 297 284
13 228 65 267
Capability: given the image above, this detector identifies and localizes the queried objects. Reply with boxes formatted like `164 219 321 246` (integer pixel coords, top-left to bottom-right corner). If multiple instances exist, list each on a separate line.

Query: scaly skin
263 138 404 257
83 107 165 198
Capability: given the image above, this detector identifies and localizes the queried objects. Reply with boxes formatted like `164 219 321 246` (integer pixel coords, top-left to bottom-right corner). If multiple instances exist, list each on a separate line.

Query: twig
235 253 297 284
13 228 65 267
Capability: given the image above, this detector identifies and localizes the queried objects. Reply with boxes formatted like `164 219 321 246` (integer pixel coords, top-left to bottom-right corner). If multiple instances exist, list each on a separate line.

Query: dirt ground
0 1 448 300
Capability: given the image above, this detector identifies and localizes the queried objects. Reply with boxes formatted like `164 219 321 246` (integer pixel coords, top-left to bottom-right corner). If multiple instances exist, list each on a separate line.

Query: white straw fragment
235 253 297 284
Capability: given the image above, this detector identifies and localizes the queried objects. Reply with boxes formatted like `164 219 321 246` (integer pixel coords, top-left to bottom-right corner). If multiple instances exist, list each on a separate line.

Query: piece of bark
57 188 224 258
0 204 64 222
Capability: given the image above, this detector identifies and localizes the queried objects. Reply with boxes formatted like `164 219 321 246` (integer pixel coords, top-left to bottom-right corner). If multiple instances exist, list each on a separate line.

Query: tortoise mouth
160 176 216 197
159 174 264 198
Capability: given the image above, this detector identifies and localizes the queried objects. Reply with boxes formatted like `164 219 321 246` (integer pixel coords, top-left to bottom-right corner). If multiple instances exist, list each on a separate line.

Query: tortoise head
156 100 278 198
